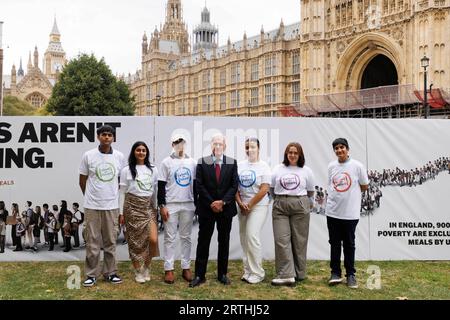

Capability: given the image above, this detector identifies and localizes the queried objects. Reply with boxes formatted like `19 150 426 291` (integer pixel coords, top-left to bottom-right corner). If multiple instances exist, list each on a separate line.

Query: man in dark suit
190 134 239 287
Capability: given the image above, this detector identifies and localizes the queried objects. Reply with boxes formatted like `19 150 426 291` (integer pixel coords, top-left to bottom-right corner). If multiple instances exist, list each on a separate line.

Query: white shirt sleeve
358 163 370 186
306 167 316 192
261 162 272 185
119 167 128 188
271 165 278 188
79 152 89 176
158 159 170 182
152 167 158 207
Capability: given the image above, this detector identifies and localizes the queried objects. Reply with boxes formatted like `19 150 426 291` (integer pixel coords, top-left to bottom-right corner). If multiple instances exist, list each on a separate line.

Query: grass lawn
0 260 448 300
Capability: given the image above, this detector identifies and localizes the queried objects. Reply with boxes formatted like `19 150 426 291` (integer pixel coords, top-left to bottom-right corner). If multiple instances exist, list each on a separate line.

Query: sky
1 0 300 76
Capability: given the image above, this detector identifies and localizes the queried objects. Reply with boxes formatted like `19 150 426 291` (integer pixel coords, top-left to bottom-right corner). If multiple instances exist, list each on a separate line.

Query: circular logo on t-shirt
239 170 257 188
280 173 301 190
174 167 192 187
332 172 352 192
95 162 116 182
136 173 153 192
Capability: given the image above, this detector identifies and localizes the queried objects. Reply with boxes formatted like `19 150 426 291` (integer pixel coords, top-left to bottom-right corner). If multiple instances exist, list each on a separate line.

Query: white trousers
238 204 269 280
163 202 195 271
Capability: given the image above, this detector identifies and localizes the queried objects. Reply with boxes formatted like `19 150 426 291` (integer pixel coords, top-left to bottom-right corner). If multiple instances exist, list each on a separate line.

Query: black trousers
48 233 55 250
194 213 233 279
326 216 359 277
11 225 17 246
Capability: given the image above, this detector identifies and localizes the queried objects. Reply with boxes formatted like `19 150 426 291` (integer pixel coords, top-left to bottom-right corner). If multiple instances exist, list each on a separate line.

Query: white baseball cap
171 133 186 143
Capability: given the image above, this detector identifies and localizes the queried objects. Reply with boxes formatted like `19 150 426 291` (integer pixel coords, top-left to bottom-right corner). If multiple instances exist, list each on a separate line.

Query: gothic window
220 93 226 110
220 70 227 86
251 61 259 81
27 93 46 108
193 97 199 113
146 85 152 100
292 82 300 103
178 78 185 94
264 55 276 76
231 90 240 107
193 76 199 91
292 52 300 75
231 63 240 84
265 84 276 103
202 70 211 89
251 88 259 106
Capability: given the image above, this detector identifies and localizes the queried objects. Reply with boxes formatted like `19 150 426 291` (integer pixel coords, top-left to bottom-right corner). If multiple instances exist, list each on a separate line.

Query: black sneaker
83 277 96 287
328 273 343 286
105 274 122 284
347 275 358 289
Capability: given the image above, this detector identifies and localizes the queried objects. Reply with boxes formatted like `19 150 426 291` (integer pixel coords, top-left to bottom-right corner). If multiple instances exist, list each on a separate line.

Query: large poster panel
367 119 450 260
0 116 153 261
0 116 448 262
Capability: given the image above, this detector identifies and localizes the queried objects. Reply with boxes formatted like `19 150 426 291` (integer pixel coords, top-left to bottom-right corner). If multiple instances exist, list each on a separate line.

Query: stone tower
193 6 218 53
160 0 190 54
44 17 66 79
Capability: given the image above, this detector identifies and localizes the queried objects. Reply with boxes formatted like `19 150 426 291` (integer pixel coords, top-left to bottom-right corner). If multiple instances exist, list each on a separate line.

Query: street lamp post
421 55 430 119
156 94 161 116
247 100 251 117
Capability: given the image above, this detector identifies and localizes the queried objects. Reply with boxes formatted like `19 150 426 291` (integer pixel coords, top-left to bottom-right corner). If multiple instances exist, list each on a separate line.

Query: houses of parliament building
129 0 450 117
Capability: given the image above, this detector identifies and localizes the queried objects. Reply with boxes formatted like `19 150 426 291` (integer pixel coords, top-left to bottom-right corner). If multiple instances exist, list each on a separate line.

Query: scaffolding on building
280 84 450 118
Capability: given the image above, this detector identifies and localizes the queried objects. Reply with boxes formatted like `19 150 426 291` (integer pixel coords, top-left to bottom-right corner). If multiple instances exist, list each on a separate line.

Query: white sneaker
134 269 145 284
143 267 151 282
271 277 296 286
247 275 264 284
241 273 250 282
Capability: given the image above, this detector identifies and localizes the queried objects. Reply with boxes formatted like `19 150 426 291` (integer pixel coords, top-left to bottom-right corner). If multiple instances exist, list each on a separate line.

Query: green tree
2 96 36 116
46 54 135 116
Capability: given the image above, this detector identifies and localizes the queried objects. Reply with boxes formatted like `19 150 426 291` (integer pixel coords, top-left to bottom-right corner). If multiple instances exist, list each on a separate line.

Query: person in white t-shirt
119 141 159 284
158 133 197 284
270 142 315 286
326 138 369 289
236 137 271 284
79 125 125 287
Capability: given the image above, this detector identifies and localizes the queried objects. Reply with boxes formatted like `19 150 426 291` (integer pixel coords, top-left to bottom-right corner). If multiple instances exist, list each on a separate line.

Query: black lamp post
420 55 429 119
247 100 251 117
156 94 161 116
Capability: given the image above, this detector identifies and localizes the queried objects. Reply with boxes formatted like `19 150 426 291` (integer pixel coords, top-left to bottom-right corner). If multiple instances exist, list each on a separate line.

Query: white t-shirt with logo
79 148 125 210
158 155 197 203
271 164 315 196
119 165 158 198
238 160 272 206
326 158 369 220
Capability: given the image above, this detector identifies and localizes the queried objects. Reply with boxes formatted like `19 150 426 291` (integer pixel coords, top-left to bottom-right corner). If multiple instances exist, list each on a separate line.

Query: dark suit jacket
195 155 239 218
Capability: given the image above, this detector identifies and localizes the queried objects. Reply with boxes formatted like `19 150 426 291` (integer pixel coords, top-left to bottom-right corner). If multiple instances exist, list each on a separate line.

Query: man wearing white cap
158 133 197 284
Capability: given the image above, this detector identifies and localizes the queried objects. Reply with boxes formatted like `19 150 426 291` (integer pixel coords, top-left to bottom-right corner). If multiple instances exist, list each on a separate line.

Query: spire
34 46 39 68
201 6 210 23
51 16 60 35
27 51 32 71
11 64 17 89
18 57 24 76
142 31 148 55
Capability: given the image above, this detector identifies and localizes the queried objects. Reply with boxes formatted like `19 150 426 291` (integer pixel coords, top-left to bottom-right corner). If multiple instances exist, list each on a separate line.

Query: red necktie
215 163 221 183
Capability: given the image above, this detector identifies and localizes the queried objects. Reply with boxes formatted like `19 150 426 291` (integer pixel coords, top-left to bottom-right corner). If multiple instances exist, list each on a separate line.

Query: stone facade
4 18 66 108
129 0 450 116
